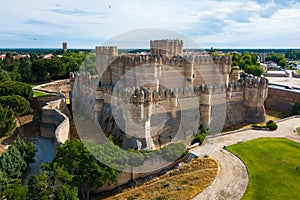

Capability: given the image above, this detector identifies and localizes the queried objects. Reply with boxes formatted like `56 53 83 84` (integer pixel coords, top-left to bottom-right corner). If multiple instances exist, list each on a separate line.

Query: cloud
0 0 300 48
23 20 67 28
50 8 107 17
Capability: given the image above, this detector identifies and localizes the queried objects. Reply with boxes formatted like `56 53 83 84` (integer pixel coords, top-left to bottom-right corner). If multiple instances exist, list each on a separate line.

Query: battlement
244 76 269 88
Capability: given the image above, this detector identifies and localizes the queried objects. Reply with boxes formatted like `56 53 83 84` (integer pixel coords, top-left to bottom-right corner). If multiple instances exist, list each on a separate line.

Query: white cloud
0 0 299 48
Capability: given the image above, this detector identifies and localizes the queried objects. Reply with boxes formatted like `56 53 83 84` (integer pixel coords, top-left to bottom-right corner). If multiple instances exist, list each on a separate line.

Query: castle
70 39 268 150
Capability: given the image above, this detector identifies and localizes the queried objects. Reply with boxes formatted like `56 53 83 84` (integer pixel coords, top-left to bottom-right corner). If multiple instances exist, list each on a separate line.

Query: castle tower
244 77 268 123
62 42 67 53
122 89 155 150
150 39 183 57
213 56 232 85
230 66 240 83
95 46 118 85
199 85 212 128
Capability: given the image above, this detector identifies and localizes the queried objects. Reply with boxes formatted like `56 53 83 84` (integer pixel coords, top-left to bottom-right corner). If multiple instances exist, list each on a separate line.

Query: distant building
0 55 5 60
62 42 68 53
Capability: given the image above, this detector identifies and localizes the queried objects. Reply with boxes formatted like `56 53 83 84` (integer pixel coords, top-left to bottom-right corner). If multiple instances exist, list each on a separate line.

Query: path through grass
227 138 300 200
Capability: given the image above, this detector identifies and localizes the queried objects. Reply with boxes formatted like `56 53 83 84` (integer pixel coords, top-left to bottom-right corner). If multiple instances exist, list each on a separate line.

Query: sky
0 0 300 49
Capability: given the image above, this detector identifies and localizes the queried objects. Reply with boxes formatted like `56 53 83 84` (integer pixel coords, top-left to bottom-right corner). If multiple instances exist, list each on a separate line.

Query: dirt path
192 117 300 200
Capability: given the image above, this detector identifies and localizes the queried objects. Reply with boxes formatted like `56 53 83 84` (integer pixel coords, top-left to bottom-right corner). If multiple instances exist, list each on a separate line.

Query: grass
226 138 300 200
103 158 218 200
297 127 300 135
296 70 300 75
33 90 54 98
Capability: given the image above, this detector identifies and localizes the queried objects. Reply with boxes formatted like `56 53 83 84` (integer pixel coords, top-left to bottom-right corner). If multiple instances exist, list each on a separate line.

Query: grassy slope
227 138 300 200
33 90 54 98
104 158 218 200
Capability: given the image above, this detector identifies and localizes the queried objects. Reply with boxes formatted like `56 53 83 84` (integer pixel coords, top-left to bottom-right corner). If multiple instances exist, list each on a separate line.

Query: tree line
0 51 94 84
286 49 300 60
230 52 264 76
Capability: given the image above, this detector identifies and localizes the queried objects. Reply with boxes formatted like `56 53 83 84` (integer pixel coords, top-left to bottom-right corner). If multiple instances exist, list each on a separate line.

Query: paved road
192 117 300 200
267 72 300 88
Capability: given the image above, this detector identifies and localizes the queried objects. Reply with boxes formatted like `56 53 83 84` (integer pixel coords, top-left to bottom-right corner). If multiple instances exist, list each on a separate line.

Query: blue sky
0 0 300 48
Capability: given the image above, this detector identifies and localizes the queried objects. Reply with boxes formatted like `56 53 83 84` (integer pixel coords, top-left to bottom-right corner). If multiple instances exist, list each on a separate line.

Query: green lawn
297 127 300 135
226 138 300 200
33 90 54 98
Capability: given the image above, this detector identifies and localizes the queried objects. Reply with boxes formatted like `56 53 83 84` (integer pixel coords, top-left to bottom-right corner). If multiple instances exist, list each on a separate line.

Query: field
102 157 218 200
227 138 300 200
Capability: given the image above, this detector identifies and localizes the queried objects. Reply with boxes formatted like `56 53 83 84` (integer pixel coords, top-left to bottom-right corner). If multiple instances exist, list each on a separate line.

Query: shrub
267 122 278 130
191 133 206 145
252 120 278 131
293 101 300 115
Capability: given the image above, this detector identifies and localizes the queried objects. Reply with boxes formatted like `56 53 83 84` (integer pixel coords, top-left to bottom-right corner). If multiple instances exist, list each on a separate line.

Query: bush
251 120 278 131
191 124 208 145
293 101 300 115
191 133 206 145
267 122 278 131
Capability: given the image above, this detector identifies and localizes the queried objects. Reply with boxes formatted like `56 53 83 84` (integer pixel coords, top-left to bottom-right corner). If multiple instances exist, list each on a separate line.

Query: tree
28 163 78 200
244 65 264 77
0 170 10 197
0 105 16 137
0 69 11 82
286 49 300 60
4 180 29 200
52 139 119 200
11 137 36 166
266 52 287 68
0 81 33 101
19 57 33 83
31 59 50 82
3 52 21 81
48 57 67 80
0 146 26 179
0 95 32 116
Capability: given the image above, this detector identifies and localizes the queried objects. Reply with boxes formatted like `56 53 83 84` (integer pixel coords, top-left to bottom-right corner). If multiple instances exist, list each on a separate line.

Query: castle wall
265 87 300 114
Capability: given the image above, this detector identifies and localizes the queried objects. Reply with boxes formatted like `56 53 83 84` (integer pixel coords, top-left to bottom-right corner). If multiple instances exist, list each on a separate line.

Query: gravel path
192 117 300 200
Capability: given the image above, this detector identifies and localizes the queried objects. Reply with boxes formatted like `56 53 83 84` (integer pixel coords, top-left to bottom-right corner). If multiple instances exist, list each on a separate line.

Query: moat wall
40 99 70 145
265 87 300 114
